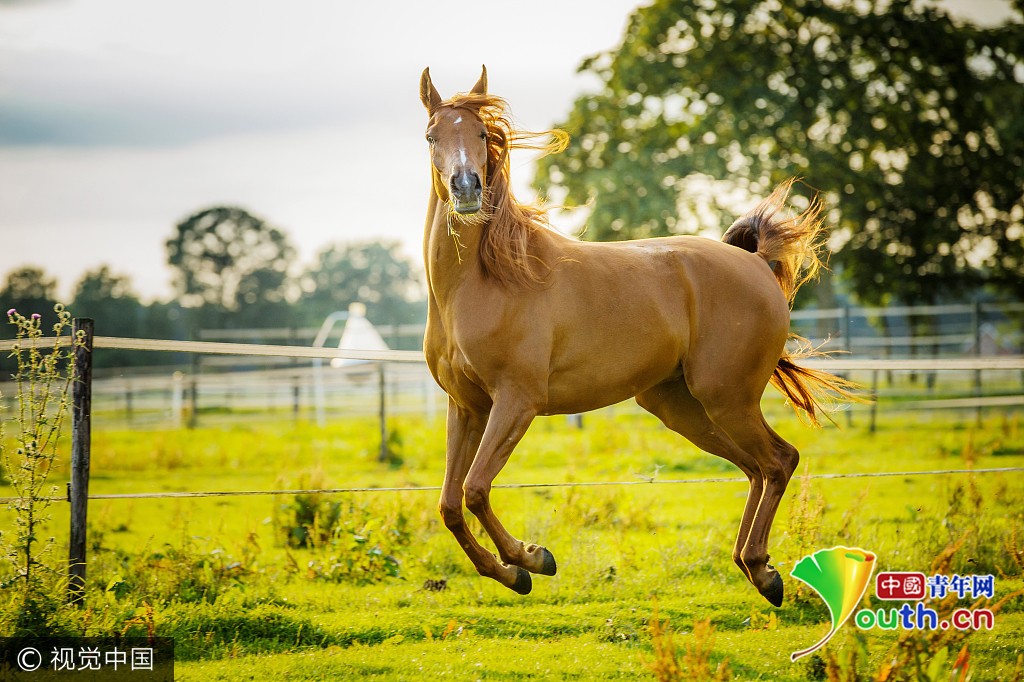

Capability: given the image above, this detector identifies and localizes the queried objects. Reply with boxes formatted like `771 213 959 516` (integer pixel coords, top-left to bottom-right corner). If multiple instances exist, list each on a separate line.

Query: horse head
420 65 491 216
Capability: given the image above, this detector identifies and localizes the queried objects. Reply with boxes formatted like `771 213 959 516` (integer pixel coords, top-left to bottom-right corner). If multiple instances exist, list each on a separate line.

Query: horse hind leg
741 416 800 575
701 402 800 607
636 381 764 586
636 379 797 606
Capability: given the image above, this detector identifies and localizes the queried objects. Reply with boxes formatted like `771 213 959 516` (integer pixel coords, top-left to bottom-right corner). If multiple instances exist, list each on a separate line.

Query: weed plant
642 596 731 681
0 305 80 635
272 468 412 583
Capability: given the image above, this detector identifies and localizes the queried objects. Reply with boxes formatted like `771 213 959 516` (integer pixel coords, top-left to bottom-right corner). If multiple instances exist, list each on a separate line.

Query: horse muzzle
450 169 483 214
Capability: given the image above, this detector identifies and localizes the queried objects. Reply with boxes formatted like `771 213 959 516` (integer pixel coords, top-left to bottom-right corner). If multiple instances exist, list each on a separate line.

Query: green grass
2 405 1023 680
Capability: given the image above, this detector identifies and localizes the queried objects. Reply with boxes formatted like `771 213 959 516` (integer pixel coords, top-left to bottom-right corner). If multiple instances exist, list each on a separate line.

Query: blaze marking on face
454 115 463 124
459 149 467 165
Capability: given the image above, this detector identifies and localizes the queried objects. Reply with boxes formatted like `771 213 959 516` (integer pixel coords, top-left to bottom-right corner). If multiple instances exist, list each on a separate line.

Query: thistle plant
1 304 79 632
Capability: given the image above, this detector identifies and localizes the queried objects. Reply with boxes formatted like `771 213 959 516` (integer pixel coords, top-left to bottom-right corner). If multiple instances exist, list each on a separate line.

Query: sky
0 0 1017 303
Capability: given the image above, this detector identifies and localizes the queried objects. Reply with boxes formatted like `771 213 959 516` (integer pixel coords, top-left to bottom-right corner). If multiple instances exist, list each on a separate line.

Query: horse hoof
760 572 784 607
539 548 557 576
511 566 532 595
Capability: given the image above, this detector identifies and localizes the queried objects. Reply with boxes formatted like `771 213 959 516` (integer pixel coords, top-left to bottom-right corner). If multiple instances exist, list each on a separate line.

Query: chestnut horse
419 65 856 605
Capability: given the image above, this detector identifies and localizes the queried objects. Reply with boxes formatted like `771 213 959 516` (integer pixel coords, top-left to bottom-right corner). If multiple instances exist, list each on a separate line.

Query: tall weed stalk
1 305 80 633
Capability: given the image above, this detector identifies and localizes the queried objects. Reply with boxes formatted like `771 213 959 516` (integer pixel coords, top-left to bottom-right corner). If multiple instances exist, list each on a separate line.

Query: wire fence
2 331 1023 434
3 466 1023 505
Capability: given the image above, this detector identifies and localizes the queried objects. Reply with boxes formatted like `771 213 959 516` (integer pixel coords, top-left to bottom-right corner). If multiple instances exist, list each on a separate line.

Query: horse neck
423 190 486 302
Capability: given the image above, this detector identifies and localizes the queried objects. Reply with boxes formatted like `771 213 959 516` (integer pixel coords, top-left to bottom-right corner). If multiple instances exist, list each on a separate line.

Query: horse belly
542 323 683 415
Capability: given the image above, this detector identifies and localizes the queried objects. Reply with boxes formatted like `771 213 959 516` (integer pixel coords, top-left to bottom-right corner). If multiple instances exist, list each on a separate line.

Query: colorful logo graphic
789 546 876 662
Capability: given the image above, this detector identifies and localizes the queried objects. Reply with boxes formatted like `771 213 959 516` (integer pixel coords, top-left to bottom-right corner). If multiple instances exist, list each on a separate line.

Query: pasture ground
2 400 1023 680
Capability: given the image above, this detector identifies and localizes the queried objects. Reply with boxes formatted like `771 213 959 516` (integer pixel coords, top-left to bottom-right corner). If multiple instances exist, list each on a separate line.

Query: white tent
331 302 389 368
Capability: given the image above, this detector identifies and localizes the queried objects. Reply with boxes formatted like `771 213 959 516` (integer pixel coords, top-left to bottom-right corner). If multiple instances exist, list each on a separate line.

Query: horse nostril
463 171 481 195
451 171 482 198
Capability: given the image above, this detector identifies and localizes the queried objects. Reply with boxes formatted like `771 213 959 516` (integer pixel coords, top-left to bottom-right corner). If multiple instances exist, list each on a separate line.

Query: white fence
3 340 1023 433
2 298 1023 430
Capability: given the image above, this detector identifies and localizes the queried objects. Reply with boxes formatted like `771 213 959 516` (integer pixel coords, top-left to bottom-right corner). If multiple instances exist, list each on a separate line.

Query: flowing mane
438 93 568 288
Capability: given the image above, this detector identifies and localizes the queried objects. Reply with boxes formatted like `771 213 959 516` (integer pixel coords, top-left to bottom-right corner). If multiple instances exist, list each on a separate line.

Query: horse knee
463 484 489 516
438 501 464 531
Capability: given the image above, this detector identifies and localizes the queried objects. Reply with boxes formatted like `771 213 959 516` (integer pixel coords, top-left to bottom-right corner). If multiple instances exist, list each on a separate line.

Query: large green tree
166 206 297 318
535 0 1024 306
71 266 141 335
69 266 152 366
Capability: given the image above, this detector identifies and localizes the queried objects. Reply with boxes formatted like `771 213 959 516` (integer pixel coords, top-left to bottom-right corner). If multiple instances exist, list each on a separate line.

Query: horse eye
479 132 487 141
426 135 435 145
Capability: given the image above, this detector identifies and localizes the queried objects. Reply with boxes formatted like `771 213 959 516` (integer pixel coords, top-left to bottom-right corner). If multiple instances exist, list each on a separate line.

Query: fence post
290 327 301 422
124 382 133 426
189 350 199 430
972 299 983 427
869 369 879 434
843 306 853 427
377 363 388 462
171 371 184 427
68 318 93 605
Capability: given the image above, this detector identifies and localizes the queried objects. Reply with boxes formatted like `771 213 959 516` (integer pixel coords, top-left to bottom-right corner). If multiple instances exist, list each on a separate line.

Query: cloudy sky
0 0 1015 302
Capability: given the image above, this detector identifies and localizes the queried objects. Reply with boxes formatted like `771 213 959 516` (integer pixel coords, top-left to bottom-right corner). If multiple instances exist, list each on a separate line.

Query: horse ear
470 64 487 96
420 67 442 113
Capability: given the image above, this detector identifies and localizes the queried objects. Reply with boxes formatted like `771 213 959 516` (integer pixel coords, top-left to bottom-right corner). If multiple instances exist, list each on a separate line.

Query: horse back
538 233 790 412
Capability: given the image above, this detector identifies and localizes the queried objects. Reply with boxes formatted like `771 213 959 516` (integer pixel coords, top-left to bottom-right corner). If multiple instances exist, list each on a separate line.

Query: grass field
2 402 1023 680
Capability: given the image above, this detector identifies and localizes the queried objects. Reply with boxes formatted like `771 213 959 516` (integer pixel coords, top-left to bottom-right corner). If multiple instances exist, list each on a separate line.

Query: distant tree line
2 206 426 369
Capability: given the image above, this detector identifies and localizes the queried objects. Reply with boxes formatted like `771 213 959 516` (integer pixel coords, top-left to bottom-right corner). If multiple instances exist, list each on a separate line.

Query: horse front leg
438 398 529 593
462 391 556 595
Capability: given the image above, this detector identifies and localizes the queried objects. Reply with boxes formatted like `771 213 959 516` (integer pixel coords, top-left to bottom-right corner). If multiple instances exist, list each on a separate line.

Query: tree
1 267 58 335
534 0 1024 306
71 266 141 335
165 206 297 316
69 267 151 366
300 241 425 330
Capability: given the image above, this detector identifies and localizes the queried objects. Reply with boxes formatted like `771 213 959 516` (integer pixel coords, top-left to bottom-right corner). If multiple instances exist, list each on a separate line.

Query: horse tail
722 178 825 303
723 179 867 425
769 340 867 426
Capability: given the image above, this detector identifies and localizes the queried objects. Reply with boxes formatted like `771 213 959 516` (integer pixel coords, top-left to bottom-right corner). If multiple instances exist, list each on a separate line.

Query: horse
419 65 858 605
